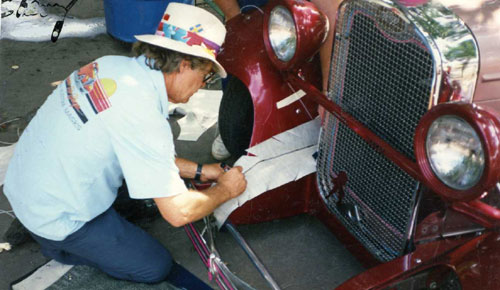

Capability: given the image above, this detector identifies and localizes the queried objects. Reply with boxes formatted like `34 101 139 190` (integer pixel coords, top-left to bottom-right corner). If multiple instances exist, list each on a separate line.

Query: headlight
415 102 500 201
426 116 484 190
263 0 328 71
268 6 296 62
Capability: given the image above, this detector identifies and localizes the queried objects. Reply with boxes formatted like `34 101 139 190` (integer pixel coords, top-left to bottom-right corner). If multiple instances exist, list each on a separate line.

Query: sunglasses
202 70 217 84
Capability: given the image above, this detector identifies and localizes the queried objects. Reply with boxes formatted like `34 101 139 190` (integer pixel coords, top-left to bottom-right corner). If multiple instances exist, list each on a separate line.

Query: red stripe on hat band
155 22 220 58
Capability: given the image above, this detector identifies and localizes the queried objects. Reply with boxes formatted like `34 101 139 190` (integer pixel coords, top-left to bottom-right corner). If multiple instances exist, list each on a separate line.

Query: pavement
0 1 365 289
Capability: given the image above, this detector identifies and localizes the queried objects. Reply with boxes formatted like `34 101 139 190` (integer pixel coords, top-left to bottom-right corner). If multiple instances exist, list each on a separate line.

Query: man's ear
179 59 191 73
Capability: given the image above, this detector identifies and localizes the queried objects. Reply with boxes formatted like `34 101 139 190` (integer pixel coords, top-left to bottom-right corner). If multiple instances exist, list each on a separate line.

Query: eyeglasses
202 70 217 85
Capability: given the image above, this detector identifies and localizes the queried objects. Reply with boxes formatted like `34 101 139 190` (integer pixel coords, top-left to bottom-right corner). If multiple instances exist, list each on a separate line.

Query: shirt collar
135 55 170 119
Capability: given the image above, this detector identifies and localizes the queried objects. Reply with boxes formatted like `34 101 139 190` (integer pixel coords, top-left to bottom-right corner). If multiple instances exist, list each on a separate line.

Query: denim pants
30 207 211 289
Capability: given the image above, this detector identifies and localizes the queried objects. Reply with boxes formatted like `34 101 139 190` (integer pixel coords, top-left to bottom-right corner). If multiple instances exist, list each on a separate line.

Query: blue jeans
30 207 211 288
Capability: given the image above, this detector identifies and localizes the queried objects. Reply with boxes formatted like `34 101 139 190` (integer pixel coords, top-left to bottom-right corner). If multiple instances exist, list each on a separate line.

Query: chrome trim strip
402 0 480 104
355 0 479 106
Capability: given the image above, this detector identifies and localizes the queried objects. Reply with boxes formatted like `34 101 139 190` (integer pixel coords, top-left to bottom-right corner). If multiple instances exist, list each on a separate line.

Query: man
3 3 246 288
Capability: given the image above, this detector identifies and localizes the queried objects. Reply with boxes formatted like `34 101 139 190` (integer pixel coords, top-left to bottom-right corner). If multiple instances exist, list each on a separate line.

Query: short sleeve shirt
3 55 187 241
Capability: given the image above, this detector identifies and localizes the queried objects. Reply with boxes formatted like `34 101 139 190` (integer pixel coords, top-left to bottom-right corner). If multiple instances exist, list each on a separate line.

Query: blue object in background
238 0 268 13
104 0 194 43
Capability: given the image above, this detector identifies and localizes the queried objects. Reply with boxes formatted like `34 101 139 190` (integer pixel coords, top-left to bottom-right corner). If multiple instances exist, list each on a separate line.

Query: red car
193 0 500 289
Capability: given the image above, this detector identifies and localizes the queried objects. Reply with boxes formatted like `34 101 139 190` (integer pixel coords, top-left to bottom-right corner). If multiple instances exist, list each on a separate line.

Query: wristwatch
194 163 203 182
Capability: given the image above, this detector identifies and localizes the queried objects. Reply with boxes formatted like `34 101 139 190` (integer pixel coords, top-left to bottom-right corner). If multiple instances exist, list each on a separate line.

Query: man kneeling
3 3 246 288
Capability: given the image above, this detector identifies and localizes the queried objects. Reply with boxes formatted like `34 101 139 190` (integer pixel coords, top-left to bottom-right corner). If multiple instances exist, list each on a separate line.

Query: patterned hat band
156 21 221 58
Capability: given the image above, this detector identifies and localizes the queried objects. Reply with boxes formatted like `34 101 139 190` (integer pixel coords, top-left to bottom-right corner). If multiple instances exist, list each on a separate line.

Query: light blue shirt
4 55 187 241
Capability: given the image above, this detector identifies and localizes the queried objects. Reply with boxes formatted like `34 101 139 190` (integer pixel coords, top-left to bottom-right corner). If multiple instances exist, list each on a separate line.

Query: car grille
317 0 434 262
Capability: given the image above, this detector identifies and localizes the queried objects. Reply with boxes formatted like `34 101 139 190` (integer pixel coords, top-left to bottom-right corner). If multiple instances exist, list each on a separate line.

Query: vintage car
189 0 500 289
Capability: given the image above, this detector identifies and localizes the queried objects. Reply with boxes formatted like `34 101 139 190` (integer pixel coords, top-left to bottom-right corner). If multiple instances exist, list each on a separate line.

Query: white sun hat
135 2 227 78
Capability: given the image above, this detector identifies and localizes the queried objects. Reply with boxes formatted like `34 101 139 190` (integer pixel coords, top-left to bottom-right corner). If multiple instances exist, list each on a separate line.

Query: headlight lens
426 116 484 190
268 6 296 62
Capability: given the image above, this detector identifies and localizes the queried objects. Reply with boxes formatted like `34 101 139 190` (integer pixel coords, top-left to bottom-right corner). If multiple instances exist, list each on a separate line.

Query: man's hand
199 163 225 182
155 166 247 227
216 166 247 198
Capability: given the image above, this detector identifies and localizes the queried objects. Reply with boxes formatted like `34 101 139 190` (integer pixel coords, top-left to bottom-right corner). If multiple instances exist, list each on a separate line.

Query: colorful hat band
156 20 221 58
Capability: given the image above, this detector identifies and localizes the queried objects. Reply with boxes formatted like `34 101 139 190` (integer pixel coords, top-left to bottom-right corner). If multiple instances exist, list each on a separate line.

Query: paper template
214 118 320 226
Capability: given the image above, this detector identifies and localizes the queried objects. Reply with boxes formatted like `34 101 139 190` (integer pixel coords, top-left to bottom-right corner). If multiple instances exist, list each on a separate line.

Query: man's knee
144 259 172 283
133 249 173 283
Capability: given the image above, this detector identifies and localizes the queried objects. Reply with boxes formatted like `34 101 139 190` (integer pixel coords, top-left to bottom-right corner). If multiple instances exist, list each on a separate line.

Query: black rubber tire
218 76 254 159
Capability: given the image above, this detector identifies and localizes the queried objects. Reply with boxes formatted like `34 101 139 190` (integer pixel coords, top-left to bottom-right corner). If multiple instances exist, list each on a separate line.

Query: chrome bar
224 222 281 290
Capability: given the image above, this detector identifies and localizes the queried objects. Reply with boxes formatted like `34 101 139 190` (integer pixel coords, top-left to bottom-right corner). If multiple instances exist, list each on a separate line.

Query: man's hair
132 41 212 73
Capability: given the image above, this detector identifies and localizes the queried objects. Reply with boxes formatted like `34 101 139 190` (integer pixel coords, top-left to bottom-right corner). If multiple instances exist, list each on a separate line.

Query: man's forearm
154 184 231 227
213 0 241 20
156 164 245 227
175 157 198 179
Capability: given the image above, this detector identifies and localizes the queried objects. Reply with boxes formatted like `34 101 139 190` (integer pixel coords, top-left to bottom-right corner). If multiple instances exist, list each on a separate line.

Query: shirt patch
76 62 116 114
65 77 88 124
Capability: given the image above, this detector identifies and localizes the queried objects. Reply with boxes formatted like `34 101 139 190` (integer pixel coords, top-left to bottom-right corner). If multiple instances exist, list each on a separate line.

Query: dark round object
218 76 254 159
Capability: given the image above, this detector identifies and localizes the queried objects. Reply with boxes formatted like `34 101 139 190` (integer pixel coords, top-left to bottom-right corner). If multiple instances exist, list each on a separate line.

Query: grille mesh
317 1 434 262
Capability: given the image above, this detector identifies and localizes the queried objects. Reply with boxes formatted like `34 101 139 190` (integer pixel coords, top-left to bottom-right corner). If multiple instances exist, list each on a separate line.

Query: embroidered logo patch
63 62 117 128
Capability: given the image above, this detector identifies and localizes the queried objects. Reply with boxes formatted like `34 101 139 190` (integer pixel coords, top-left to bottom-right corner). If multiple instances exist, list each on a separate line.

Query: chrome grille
317 0 434 262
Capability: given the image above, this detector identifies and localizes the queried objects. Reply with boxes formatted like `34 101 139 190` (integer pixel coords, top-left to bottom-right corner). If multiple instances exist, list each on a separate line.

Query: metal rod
224 222 281 290
184 224 235 290
286 74 422 181
65 0 79 12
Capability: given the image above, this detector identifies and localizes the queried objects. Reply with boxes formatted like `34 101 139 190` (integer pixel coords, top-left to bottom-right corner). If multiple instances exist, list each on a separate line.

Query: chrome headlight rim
267 5 297 63
415 103 500 202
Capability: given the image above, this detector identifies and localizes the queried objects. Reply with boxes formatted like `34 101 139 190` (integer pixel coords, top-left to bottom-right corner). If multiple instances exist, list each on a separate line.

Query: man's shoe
211 134 231 160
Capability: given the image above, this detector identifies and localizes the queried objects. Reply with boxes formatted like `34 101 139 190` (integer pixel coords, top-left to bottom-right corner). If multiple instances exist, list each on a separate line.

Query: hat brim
135 34 227 78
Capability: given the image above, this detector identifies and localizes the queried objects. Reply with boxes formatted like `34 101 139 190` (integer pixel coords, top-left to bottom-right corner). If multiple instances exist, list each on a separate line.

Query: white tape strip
12 260 73 290
276 90 306 109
